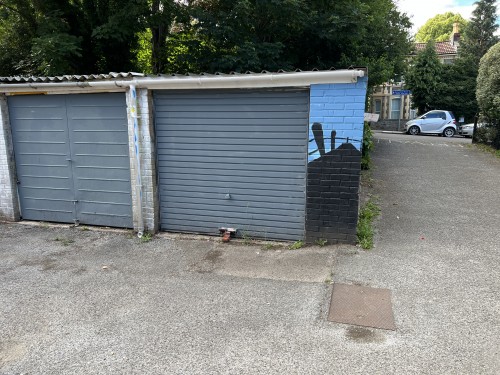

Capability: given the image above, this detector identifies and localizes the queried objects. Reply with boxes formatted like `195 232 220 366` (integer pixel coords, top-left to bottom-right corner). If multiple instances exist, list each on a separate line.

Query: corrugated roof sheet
0 72 144 84
0 67 366 84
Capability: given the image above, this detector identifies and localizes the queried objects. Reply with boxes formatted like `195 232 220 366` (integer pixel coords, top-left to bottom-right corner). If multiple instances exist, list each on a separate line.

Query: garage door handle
66 158 72 162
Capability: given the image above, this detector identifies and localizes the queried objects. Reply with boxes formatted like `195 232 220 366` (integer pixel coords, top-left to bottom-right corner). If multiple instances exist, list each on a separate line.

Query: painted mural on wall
305 122 362 244
308 122 362 162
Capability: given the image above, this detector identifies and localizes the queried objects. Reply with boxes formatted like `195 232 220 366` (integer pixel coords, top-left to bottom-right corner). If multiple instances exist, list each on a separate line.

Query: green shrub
361 122 374 170
477 42 500 149
475 123 498 146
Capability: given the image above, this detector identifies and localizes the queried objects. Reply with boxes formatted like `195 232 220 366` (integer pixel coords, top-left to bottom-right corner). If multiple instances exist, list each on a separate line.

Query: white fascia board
0 70 365 94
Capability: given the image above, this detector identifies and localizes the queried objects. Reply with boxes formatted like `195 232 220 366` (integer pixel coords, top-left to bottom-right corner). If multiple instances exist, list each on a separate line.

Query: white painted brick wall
0 95 20 221
126 88 159 233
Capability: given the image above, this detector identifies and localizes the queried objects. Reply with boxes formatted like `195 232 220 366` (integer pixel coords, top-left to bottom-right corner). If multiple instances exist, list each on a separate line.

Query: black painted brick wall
306 143 361 244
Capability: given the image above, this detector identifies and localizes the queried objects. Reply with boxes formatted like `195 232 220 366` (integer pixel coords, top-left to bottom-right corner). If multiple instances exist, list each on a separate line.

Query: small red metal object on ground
219 227 237 243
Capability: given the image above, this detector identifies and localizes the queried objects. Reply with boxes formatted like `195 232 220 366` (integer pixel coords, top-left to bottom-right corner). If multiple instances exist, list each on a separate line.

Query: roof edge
0 69 366 94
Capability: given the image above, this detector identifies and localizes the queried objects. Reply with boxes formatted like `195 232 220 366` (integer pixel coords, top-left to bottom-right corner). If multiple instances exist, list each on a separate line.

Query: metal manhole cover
328 283 396 330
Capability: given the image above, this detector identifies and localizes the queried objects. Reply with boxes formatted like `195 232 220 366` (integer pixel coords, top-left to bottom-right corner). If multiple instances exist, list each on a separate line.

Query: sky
396 0 500 35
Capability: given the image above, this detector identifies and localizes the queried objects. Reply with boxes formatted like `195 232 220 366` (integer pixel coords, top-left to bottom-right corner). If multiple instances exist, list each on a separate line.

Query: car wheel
443 127 455 138
408 125 420 135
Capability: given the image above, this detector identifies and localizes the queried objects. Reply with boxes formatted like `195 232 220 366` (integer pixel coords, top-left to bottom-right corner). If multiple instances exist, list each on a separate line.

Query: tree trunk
151 0 165 74
472 114 479 144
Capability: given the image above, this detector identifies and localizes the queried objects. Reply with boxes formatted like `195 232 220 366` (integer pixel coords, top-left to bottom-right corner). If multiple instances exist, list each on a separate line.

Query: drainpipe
129 85 144 238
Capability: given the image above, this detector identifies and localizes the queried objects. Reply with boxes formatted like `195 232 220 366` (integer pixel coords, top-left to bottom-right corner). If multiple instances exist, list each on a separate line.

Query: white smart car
405 110 457 137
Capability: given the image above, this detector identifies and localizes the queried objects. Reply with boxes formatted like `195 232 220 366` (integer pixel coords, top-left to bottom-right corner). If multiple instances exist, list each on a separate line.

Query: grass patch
474 143 500 158
357 197 381 250
289 240 304 250
80 226 90 231
54 237 75 246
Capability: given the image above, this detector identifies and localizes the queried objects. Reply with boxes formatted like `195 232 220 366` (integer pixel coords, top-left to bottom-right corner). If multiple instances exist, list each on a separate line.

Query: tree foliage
160 0 412 87
477 42 500 148
0 0 156 75
0 0 412 86
404 41 442 115
432 58 478 123
459 0 499 63
415 12 467 43
450 0 499 124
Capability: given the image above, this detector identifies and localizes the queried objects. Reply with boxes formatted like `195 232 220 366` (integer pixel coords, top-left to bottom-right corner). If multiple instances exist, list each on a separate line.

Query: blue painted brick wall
306 76 368 245
308 77 367 162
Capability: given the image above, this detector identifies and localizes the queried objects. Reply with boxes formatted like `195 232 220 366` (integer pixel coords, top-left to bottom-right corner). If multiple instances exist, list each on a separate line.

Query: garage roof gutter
0 70 365 94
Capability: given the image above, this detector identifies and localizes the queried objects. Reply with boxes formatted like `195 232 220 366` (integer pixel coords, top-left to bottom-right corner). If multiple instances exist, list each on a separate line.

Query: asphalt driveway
1 132 499 374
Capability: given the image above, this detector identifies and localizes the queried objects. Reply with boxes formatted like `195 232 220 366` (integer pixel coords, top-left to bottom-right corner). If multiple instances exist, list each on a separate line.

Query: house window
374 100 381 114
443 58 455 64
390 98 401 119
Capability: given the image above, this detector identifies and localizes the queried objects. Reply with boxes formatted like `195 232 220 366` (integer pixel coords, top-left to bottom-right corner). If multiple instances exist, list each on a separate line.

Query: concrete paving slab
191 243 336 283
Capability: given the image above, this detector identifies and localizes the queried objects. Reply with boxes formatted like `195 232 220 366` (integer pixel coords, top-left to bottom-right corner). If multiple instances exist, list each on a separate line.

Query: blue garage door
9 93 133 228
154 89 309 241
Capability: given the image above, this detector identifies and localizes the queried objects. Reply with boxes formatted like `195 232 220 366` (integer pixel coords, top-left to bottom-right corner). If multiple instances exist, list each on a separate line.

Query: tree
342 0 413 86
459 0 499 63
415 12 467 43
160 0 412 87
456 0 498 141
0 0 412 82
432 59 478 123
0 0 150 75
404 41 442 115
476 42 500 149
0 1 34 76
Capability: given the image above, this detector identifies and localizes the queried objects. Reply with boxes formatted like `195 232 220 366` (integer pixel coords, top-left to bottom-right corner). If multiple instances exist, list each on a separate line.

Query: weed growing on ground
241 232 254 245
80 226 90 231
140 232 153 243
315 238 328 247
40 222 50 229
324 271 334 284
262 243 284 250
289 240 304 250
357 197 381 250
54 237 75 246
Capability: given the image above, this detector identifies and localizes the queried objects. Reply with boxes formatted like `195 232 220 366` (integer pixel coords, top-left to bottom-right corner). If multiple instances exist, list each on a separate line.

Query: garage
8 93 133 228
1 69 368 243
154 89 309 241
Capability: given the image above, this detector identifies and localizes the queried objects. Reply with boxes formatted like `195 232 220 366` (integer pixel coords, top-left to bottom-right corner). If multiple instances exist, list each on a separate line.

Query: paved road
334 132 500 373
1 132 499 374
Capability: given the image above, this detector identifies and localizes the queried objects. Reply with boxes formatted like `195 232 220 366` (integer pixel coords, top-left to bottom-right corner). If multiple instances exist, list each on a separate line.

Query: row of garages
0 70 367 243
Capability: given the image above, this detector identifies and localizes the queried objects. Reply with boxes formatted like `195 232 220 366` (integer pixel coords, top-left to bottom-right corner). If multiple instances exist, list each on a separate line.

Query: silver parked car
405 110 457 137
458 123 485 137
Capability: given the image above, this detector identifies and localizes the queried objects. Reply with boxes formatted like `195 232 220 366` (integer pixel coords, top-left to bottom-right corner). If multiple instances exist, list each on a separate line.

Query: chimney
451 22 460 46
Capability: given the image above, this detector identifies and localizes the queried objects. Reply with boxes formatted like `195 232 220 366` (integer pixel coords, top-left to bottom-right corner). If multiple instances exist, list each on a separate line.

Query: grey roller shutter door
154 89 309 241
9 93 133 228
